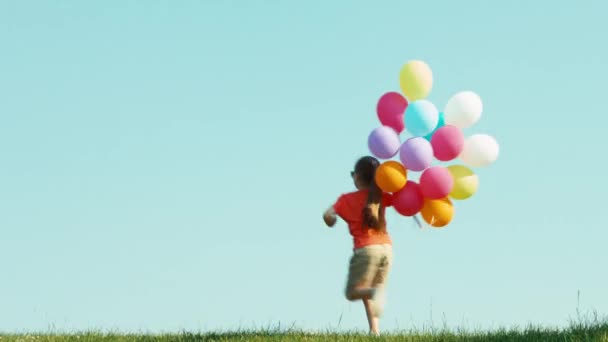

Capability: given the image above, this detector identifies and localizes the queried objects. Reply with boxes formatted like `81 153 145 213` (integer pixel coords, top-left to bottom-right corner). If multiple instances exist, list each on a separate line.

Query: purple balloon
368 126 400 159
399 137 433 171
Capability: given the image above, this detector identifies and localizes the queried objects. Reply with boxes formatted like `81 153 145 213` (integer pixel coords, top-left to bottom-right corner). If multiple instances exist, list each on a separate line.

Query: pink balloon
377 92 408 134
393 181 424 216
420 166 454 199
431 125 465 161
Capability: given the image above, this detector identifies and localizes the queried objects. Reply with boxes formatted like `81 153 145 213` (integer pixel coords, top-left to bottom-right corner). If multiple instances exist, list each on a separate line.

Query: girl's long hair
354 156 384 229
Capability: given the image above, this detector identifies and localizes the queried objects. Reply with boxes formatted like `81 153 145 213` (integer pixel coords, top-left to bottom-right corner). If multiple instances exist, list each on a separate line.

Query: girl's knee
344 287 357 301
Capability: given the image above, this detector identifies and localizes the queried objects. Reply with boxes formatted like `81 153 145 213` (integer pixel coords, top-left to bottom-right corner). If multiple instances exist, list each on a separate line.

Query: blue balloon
424 112 445 141
404 100 439 137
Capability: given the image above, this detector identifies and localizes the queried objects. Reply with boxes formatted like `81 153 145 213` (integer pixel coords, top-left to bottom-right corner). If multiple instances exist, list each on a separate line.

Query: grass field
2 320 608 342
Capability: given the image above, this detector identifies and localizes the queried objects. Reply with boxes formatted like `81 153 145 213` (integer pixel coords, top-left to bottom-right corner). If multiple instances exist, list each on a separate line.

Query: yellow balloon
375 161 407 193
447 165 479 200
399 60 433 101
420 197 454 228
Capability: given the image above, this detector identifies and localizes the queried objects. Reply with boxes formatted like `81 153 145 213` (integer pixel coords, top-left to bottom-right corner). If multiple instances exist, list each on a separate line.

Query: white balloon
459 134 499 167
444 91 483 129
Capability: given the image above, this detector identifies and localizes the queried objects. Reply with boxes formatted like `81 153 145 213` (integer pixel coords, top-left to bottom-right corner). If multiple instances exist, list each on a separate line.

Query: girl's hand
323 206 337 227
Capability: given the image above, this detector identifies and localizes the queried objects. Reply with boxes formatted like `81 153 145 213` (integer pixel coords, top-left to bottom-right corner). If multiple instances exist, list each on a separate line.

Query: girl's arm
323 206 337 227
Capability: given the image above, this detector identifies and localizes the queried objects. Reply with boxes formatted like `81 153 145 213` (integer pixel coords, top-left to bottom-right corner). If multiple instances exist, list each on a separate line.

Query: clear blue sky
1 0 606 333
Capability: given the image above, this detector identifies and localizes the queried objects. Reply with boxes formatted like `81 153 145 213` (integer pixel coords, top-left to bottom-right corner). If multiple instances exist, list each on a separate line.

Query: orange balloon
375 161 407 193
420 197 454 228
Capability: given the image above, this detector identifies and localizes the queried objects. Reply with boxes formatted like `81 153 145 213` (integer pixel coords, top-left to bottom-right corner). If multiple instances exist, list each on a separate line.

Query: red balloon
420 166 454 199
377 92 408 134
393 181 424 216
431 125 465 161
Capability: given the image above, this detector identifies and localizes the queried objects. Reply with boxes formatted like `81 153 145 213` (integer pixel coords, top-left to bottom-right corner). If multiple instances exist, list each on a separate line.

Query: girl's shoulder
340 189 367 199
382 192 393 207
335 190 367 207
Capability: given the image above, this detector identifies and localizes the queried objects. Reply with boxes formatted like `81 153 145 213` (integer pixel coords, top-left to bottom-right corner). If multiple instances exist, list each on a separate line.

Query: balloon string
413 216 423 229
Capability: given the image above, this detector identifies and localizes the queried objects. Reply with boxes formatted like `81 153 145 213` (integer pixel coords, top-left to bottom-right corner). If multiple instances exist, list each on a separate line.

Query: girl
323 156 393 336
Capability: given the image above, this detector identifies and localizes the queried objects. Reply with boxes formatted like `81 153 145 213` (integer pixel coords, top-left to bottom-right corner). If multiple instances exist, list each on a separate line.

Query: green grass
2 320 608 342
3 311 607 342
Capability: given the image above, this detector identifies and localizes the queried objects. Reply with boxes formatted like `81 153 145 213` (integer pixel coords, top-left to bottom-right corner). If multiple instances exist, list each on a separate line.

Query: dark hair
353 156 384 229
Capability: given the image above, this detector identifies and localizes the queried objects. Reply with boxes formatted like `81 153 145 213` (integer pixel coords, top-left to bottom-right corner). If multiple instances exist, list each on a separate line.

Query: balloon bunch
368 60 499 228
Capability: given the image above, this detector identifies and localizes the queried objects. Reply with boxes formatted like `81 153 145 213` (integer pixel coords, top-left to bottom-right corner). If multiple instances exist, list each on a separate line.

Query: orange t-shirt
333 190 393 250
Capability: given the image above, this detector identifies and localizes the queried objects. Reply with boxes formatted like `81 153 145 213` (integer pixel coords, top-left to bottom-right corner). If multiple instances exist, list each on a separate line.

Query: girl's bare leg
363 299 380 335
